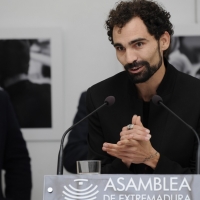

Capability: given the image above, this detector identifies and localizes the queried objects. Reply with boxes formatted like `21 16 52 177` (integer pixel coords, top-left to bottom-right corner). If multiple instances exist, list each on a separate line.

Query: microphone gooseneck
152 94 200 174
57 95 115 175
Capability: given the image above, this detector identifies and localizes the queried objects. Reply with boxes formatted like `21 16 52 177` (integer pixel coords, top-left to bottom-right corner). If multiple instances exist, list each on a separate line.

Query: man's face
113 17 163 84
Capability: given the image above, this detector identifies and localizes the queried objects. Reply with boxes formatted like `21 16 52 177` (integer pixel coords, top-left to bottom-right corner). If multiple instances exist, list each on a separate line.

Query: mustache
124 60 150 70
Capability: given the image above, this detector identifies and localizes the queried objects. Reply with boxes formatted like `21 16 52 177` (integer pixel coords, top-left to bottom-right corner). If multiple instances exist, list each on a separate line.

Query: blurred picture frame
0 28 64 141
169 25 200 79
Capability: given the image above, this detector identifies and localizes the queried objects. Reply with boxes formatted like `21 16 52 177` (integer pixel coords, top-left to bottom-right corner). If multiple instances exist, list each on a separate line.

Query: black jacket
0 90 32 199
86 61 200 174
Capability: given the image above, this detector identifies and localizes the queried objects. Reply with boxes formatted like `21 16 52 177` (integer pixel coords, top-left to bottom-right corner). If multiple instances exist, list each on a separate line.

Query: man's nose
125 49 138 64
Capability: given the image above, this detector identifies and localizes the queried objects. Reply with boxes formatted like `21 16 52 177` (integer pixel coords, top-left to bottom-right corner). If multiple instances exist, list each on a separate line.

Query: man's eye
116 46 124 51
136 42 143 47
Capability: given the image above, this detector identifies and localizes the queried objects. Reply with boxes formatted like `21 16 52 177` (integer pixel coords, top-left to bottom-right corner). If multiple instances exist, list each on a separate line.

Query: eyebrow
129 38 148 45
113 38 148 47
113 43 123 47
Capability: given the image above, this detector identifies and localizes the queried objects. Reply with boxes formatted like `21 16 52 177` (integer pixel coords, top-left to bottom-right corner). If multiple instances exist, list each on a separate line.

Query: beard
124 49 163 84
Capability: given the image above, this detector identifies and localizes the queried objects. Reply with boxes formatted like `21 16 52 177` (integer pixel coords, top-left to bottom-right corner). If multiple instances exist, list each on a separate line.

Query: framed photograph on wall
168 25 200 79
0 28 64 141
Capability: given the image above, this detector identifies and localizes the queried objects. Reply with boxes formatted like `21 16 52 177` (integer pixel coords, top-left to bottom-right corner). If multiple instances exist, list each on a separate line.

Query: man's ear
160 31 170 51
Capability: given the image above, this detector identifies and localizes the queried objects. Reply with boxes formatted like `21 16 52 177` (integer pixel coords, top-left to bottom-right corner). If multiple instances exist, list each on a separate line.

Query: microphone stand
57 101 109 175
159 101 200 174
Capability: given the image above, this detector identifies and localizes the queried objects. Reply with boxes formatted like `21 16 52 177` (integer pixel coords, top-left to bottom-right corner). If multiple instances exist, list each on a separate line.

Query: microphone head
104 96 115 106
152 95 163 106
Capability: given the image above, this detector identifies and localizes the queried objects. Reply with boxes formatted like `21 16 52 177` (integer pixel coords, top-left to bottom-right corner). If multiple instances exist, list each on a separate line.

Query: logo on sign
63 179 99 200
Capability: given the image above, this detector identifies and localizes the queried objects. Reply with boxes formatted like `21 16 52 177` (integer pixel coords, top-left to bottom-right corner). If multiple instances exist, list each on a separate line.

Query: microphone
152 94 200 174
57 95 115 175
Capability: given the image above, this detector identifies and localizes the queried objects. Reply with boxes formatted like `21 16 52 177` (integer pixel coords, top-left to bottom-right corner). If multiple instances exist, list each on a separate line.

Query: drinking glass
76 160 101 174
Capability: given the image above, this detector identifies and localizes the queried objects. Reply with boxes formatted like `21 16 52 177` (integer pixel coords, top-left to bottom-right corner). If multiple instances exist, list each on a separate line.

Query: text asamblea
104 177 191 192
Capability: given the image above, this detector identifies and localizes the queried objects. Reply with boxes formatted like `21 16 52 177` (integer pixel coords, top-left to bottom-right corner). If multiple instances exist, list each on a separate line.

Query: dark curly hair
105 0 174 57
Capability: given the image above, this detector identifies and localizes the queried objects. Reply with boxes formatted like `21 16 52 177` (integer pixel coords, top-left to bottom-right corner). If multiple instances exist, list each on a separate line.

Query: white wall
0 0 198 199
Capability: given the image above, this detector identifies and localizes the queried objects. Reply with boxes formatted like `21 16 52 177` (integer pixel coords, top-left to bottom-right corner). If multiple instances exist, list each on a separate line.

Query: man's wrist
144 151 160 169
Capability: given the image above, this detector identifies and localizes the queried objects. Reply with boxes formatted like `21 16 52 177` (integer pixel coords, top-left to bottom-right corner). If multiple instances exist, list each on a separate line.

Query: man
64 91 88 173
86 0 200 174
0 89 32 199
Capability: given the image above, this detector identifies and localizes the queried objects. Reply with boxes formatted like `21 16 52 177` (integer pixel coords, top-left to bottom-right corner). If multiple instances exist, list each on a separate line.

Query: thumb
132 115 138 125
136 116 143 127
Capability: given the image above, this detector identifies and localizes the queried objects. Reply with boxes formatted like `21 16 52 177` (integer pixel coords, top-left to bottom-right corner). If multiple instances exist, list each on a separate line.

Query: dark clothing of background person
0 90 32 200
0 40 51 128
64 92 88 173
86 60 200 174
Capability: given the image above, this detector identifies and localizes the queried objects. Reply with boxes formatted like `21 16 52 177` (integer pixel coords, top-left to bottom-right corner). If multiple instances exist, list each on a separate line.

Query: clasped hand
102 115 158 168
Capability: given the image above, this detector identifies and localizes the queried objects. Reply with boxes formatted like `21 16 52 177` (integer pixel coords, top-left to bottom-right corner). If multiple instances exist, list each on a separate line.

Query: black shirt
130 100 154 174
